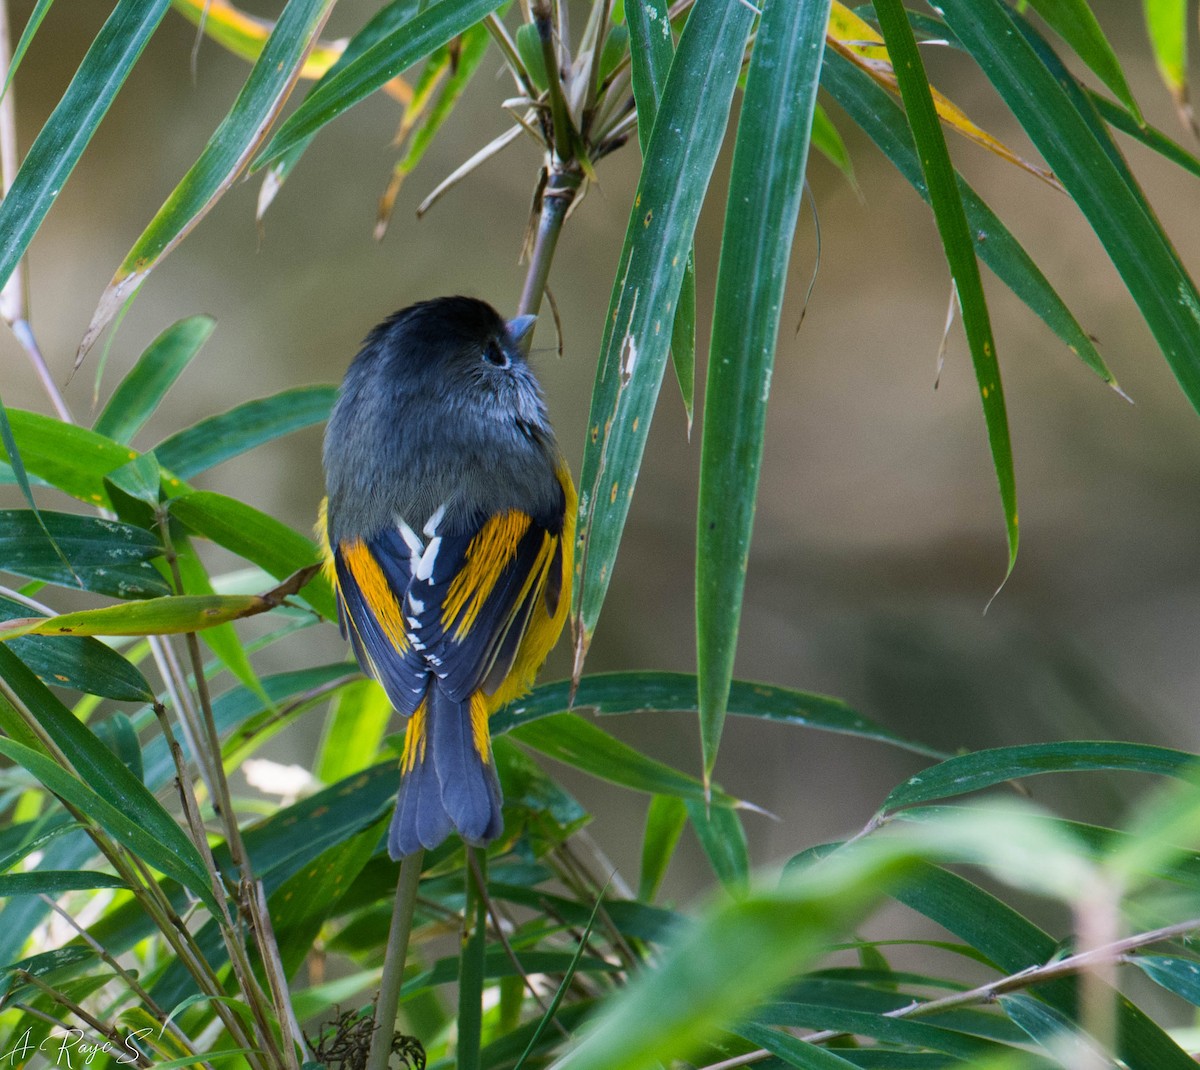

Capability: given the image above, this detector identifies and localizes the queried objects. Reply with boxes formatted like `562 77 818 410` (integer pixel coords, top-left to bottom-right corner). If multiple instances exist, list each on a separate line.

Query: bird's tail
389 687 503 858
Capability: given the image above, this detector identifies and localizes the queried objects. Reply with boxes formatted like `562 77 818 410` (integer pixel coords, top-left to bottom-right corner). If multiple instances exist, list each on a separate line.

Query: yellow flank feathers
470 691 490 763
485 461 578 713
341 539 409 654
400 699 428 773
316 497 337 588
443 510 533 638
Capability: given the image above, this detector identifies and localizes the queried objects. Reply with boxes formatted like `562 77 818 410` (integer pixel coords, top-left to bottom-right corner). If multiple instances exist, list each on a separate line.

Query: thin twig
699 917 1200 1070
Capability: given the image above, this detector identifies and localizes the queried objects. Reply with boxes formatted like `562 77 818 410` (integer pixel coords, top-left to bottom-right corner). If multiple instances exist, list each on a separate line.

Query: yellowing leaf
827 1 1063 191
171 0 411 103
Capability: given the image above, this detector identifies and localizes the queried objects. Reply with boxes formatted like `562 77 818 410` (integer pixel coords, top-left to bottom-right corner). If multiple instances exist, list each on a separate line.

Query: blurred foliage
2 1 1200 1068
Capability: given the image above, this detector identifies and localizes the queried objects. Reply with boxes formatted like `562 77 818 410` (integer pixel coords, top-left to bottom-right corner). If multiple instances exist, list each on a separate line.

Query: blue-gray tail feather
388 686 503 859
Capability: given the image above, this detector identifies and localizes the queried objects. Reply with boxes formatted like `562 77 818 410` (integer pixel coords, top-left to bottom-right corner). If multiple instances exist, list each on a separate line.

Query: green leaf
510 712 732 805
0 870 127 895
316 678 391 783
78 0 337 356
0 597 153 702
1 0 56 103
639 794 686 902
105 451 163 507
821 51 1114 388
735 1024 860 1068
875 0 1016 582
0 734 218 913
0 509 168 598
573 0 757 663
882 742 1200 813
0 0 171 293
1092 91 1200 180
93 315 216 444
1024 0 1141 120
491 671 945 760
548 845 923 1070
0 409 151 507
626 0 695 427
93 712 144 782
938 0 1200 420
697 0 830 783
1143 0 1188 102
1131 955 1200 1007
515 24 549 92
168 489 335 620
0 589 301 640
152 384 336 479
686 798 749 893
810 103 857 188
999 993 1107 1064
256 0 505 167
890 862 1196 1070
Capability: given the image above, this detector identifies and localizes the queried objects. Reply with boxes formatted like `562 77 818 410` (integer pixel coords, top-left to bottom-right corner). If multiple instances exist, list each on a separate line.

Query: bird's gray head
324 297 563 542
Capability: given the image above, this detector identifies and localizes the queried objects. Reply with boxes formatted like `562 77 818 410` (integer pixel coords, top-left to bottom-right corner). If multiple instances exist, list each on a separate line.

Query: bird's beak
507 314 537 347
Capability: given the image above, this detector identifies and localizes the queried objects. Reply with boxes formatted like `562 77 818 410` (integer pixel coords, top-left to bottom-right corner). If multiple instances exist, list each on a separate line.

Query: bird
320 296 576 858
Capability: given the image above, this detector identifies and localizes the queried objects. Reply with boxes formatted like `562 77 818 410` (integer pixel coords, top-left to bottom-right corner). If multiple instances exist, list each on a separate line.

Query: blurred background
2 0 1198 901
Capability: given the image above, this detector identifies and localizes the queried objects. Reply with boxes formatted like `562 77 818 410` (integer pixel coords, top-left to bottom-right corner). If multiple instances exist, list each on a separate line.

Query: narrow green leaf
0 596 153 702
0 0 171 293
491 671 945 760
639 794 687 902
168 489 335 620
0 409 147 508
1131 956 1200 1007
548 847 922 1070
0 589 298 640
511 712 732 805
316 678 391 782
820 52 1115 388
1024 0 1142 120
93 315 216 444
999 993 1107 1064
0 736 219 912
1143 0 1188 102
573 0 756 661
686 798 749 893
0 645 211 893
875 0 1016 581
733 1024 859 1069
1092 91 1200 179
0 870 126 895
882 741 1200 813
79 0 336 355
152 384 336 479
105 451 163 507
93 712 144 782
938 0 1200 419
0 509 168 598
810 103 857 189
698 0 831 782
256 0 505 167
626 0 695 426
891 862 1196 1070
1 0 56 103
0 818 82 873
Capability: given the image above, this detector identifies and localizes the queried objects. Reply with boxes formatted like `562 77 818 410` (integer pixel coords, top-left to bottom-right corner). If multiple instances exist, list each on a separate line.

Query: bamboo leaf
93 315 216 444
78 0 337 359
1 0 56 103
639 794 687 902
315 678 391 783
626 0 695 426
1142 0 1189 124
0 568 318 640
938 0 1200 420
168 489 335 620
510 712 735 806
0 870 126 895
1024 0 1142 121
999 993 1107 1065
883 742 1200 813
686 798 749 893
1131 955 1200 1007
572 0 756 672
0 0 172 293
491 671 945 759
152 384 336 479
0 509 168 598
875 0 1017 581
255 0 505 167
697 0 831 783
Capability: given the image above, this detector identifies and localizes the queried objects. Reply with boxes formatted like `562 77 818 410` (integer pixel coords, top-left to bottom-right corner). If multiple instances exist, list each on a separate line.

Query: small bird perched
321 297 576 858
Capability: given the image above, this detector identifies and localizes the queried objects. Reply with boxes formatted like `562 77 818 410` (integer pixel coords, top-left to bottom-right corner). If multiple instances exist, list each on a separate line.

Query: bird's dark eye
482 340 510 368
